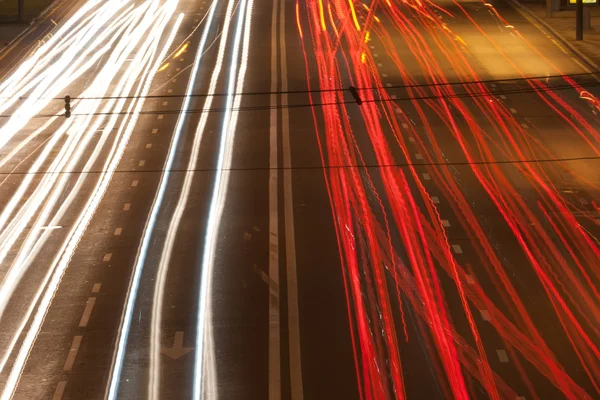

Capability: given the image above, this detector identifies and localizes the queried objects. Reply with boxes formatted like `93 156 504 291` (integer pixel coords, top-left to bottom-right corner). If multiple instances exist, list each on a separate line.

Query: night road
1 0 600 398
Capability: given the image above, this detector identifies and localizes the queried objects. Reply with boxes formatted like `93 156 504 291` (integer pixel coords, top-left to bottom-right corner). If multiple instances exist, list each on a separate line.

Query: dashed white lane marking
145 143 152 149
510 108 517 114
114 228 123 236
63 336 82 371
382 73 388 78
151 128 158 134
370 45 375 49
452 244 463 254
172 78 177 83
431 196 440 204
441 219 450 227
395 108 402 114
158 114 164 120
176 67 181 72
497 349 509 363
521 123 529 129
465 274 475 284
373 53 379 57
131 180 139 187
422 172 431 180
167 89 173 93
52 381 67 400
139 160 146 167
179 57 184 62
123 203 131 211
162 101 168 106
377 62 383 67
579 197 589 205
480 309 491 321
499 95 506 100
391 94 397 99
401 123 409 128
386 83 392 87
92 283 102 293
79 297 97 328
408 137 415 142
415 153 423 160
103 253 112 262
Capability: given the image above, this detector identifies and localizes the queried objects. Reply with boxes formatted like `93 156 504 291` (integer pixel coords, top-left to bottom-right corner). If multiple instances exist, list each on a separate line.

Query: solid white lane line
63 336 82 372
279 0 303 397
268 0 281 395
79 297 97 327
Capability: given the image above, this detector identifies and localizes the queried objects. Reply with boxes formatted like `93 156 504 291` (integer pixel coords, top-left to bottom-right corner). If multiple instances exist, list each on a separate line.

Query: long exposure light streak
193 0 254 396
0 1 183 398
148 0 234 397
295 0 600 397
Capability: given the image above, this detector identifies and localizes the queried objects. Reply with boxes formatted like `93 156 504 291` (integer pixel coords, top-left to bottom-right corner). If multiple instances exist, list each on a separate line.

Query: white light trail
148 0 238 396
0 0 184 397
104 0 222 396
194 0 254 396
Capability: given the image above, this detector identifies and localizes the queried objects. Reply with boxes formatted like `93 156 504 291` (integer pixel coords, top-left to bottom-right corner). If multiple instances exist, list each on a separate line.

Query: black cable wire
2 71 599 102
2 78 599 119
0 155 598 177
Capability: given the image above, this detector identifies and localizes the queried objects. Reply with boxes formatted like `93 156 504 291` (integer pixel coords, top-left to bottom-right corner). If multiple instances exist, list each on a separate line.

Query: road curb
0 0 67 61
507 0 600 73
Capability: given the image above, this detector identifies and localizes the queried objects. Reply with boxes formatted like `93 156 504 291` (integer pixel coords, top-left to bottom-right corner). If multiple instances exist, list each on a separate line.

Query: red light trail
296 0 600 397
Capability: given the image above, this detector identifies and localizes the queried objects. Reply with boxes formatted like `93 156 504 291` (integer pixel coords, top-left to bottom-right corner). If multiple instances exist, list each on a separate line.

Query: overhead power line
0 71 598 102
2 76 600 119
0 155 599 177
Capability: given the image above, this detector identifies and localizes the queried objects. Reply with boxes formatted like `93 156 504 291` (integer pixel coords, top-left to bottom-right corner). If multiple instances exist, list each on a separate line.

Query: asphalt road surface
1 0 600 398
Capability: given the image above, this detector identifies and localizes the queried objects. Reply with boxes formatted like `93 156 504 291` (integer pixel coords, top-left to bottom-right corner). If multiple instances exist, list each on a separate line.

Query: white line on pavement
78 297 97 327
269 0 281 396
280 0 303 397
63 336 82 372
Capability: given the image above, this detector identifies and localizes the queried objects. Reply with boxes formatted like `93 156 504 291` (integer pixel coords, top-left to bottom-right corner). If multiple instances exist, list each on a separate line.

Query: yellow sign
569 0 596 5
